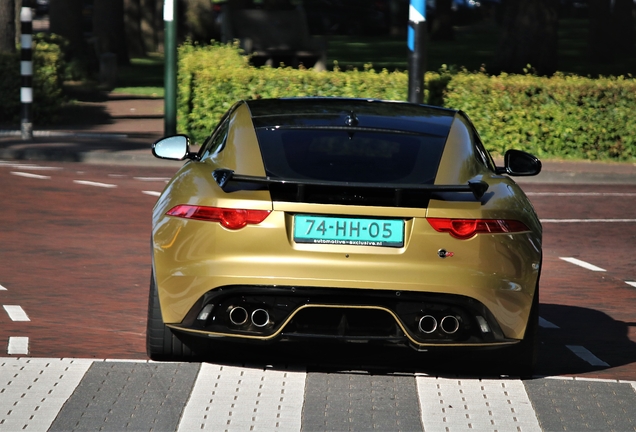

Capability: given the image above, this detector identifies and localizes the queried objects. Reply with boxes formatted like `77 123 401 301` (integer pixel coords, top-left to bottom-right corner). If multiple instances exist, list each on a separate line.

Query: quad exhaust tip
418 315 438 334
251 308 270 327
229 306 270 328
229 306 248 326
418 314 461 335
440 315 460 334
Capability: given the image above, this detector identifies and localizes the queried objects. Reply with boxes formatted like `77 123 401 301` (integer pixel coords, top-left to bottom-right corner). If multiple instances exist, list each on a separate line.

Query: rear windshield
255 128 446 184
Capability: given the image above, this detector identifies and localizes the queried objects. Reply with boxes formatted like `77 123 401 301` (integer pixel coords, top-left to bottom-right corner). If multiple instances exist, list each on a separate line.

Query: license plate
294 214 404 247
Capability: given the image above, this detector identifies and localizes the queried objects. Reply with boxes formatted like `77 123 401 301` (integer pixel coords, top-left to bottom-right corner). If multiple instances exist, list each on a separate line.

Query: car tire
504 289 539 378
146 271 196 361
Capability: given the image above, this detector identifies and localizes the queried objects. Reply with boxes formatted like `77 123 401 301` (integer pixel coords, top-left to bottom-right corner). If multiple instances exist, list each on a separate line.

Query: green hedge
441 72 636 161
177 42 407 141
0 33 65 126
178 43 636 161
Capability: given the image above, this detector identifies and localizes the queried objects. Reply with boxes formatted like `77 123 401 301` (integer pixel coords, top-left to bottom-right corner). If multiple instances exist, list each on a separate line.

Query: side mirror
496 149 542 176
152 135 195 160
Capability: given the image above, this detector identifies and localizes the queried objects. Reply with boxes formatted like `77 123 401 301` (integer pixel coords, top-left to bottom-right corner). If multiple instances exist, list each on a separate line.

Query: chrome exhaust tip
251 308 270 328
229 306 248 326
418 315 438 334
440 315 460 334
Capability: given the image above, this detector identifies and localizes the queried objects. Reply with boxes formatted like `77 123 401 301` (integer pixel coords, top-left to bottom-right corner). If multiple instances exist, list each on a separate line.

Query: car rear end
151 99 541 354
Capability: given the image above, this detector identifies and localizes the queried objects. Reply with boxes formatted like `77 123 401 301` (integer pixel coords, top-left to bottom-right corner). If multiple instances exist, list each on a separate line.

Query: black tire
503 289 539 378
146 271 196 361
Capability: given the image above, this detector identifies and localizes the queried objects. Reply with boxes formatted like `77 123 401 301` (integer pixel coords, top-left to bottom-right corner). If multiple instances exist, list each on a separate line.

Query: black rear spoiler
213 169 489 203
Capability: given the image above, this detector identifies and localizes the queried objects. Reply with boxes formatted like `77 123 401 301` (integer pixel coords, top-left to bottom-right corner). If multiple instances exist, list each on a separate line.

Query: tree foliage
93 0 129 65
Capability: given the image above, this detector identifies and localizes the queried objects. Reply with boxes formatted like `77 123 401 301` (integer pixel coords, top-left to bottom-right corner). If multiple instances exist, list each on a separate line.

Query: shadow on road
537 303 636 377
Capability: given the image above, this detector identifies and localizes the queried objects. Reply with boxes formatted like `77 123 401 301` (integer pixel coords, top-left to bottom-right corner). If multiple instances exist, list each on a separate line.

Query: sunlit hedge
177 42 408 142
440 72 636 161
0 33 65 126
178 43 636 161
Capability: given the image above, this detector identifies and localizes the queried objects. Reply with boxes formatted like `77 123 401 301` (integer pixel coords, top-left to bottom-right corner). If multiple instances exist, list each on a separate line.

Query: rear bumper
167 285 525 351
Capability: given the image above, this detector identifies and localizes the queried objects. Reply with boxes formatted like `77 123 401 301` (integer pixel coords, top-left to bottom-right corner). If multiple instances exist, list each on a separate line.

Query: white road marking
539 317 560 329
7 337 29 355
8 165 61 171
73 180 117 188
142 191 161 197
10 171 51 180
134 177 171 182
177 363 306 432
416 376 542 432
0 162 41 168
626 282 636 288
0 358 633 431
0 284 6 290
566 345 610 367
527 192 636 197
542 219 636 223
560 257 606 272
0 358 93 429
3 305 30 321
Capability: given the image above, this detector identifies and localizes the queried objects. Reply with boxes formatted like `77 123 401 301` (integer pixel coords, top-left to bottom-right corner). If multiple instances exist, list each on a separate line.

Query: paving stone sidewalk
3 358 636 432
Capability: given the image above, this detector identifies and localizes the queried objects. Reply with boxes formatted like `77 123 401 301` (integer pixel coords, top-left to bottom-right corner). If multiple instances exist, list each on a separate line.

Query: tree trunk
0 0 16 54
611 0 634 56
588 0 614 62
140 0 162 53
430 0 455 41
388 0 407 37
494 0 559 76
124 0 163 55
124 0 146 58
589 0 635 63
93 0 130 65
49 0 89 59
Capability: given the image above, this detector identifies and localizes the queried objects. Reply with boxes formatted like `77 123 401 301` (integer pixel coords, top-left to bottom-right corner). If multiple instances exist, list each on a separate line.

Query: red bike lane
0 162 635 380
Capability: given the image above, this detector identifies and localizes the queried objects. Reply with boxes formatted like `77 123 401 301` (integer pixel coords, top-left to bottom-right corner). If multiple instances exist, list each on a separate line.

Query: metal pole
407 0 427 104
164 0 177 136
20 6 34 141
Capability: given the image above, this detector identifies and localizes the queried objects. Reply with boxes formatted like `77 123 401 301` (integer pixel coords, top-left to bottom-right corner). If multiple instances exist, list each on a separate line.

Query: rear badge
438 249 454 258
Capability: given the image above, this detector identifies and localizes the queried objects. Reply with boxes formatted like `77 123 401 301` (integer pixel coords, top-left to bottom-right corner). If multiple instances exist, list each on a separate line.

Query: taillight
427 218 529 240
166 205 271 230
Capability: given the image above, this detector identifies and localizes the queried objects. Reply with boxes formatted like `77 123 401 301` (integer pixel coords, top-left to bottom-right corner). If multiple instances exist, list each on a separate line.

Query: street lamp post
407 0 427 104
164 0 177 136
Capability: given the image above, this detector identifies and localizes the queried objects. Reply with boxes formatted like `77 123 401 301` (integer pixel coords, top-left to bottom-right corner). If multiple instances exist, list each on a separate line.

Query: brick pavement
0 94 168 166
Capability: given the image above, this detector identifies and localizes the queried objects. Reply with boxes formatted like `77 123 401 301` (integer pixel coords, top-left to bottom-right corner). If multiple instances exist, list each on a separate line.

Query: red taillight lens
166 205 271 230
427 218 529 240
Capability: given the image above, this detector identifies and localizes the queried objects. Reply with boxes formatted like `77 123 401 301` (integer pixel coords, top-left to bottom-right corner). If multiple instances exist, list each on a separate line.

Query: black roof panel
244 98 456 137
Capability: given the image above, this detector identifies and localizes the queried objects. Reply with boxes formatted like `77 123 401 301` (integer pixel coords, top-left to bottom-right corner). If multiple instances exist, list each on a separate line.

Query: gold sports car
148 98 542 375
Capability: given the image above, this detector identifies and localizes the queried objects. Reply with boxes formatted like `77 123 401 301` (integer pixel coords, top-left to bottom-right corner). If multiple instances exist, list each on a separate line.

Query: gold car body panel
210 103 267 176
152 105 541 345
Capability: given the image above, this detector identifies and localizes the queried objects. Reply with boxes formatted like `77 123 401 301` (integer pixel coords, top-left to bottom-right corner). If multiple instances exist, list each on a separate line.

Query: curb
514 171 636 185
0 130 130 140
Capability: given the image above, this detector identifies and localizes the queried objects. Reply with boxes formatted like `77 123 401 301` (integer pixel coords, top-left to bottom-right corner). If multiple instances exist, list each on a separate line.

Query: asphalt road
1 159 636 431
